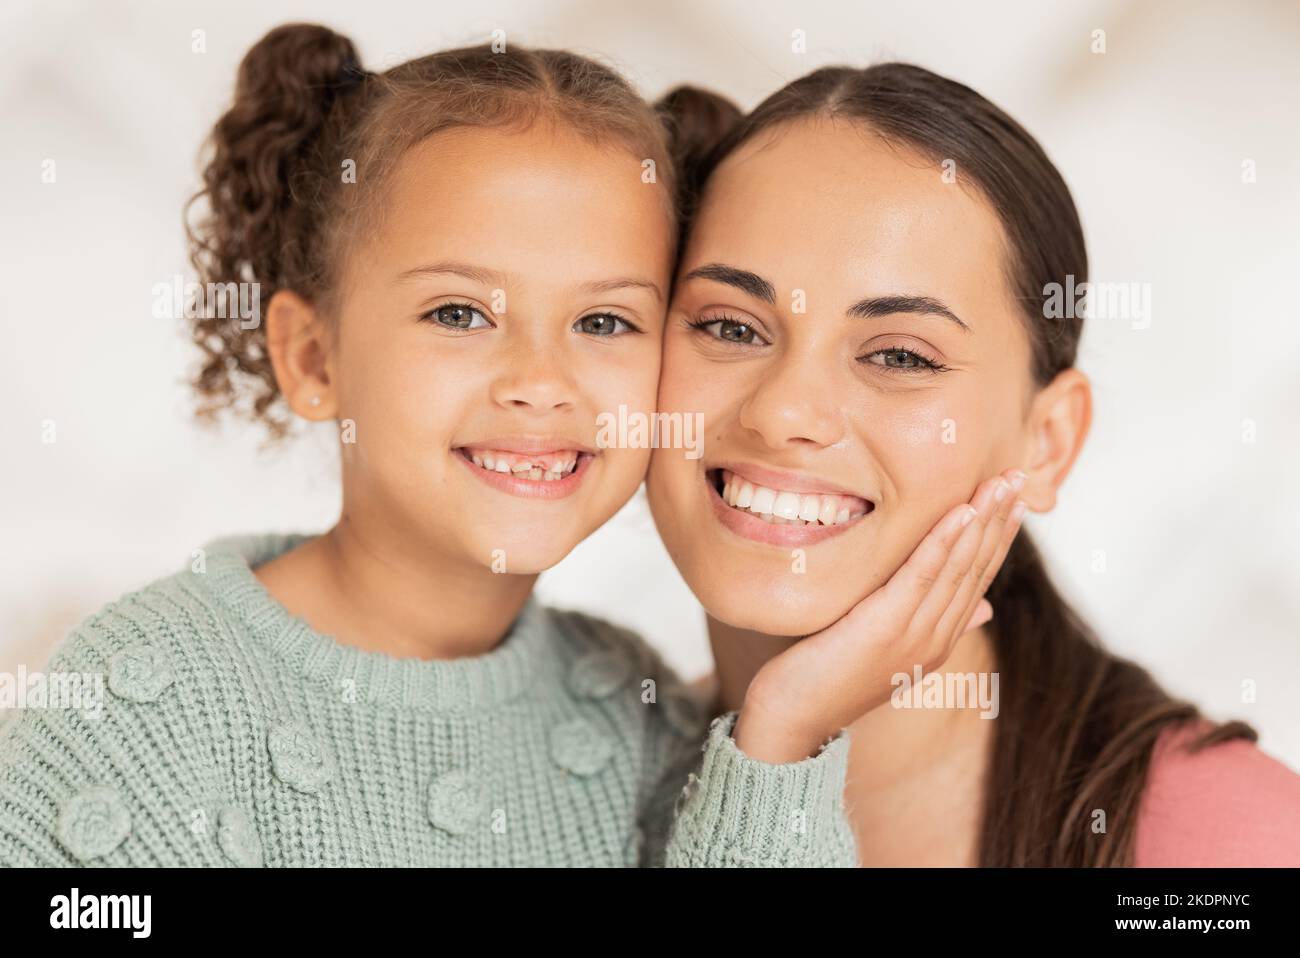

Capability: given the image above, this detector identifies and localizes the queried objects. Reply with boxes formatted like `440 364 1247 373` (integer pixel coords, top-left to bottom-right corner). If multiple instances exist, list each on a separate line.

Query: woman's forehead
679 119 1010 319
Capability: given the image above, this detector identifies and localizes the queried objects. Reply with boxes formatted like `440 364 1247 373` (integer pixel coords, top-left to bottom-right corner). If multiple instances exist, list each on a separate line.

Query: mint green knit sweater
0 532 857 867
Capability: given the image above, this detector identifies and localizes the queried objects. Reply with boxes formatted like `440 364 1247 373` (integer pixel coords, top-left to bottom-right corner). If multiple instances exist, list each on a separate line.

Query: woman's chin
702 588 847 638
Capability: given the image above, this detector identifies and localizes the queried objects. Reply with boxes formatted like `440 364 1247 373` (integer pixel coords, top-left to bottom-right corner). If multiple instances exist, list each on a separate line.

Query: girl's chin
449 529 580 576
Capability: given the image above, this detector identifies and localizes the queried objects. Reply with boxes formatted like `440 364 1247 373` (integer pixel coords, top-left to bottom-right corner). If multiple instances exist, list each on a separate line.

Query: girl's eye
424 303 492 330
859 346 949 374
689 317 764 345
573 313 636 336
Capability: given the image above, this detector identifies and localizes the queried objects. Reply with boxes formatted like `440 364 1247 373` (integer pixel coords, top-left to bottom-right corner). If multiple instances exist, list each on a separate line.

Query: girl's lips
706 471 870 546
455 448 595 499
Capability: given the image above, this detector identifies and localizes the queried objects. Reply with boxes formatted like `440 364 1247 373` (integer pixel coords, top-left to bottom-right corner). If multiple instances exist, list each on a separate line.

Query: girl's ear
1018 367 1093 514
265 289 338 421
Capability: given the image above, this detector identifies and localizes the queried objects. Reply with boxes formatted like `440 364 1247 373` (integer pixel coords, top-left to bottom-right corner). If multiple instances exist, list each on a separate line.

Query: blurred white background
2 1 1297 764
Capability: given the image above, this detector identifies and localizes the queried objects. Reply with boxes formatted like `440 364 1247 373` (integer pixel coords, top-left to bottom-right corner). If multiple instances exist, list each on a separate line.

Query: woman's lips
706 468 873 546
455 447 595 499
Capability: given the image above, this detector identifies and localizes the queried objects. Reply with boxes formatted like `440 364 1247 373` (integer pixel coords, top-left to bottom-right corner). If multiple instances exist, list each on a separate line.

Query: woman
649 65 1300 866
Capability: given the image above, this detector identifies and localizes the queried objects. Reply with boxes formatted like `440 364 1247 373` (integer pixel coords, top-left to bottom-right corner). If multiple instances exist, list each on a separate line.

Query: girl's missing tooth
0 24 858 867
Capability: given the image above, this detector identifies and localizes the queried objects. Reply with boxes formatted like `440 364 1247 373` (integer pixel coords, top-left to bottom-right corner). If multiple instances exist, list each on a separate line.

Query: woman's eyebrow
681 263 775 304
847 295 971 333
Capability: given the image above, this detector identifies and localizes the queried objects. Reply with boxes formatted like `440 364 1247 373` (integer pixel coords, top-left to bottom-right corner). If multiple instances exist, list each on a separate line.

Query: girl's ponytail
185 23 367 434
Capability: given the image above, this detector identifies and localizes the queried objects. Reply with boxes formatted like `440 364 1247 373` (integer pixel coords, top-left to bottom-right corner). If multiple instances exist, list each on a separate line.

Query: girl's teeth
463 448 581 481
718 469 869 527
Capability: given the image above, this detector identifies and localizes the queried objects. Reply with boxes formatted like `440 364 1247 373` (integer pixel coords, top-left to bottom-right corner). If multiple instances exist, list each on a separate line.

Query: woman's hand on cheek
732 467 1028 764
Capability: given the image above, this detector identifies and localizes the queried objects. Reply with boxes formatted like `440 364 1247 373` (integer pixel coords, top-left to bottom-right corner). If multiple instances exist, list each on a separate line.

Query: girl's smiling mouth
455 442 598 499
705 465 874 546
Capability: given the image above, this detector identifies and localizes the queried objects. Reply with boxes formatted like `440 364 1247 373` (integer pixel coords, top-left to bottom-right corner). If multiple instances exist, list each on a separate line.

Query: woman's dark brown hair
186 23 675 437
658 64 1256 867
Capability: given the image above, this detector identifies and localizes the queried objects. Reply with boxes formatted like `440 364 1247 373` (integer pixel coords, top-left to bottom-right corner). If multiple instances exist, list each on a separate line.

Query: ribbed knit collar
196 531 556 713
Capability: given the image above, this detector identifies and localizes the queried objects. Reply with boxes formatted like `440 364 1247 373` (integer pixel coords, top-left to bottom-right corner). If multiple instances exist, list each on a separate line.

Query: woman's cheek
871 392 990 560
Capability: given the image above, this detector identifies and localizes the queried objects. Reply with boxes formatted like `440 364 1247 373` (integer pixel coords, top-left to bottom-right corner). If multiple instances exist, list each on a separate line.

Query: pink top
1135 719 1300 866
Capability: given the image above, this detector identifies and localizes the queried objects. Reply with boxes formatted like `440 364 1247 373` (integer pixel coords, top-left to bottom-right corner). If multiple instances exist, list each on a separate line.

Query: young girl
648 66 1300 866
0 24 872 867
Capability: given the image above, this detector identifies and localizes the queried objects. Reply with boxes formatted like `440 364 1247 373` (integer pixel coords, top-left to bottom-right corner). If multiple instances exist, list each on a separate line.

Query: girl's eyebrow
397 261 505 285
397 261 661 302
583 277 663 302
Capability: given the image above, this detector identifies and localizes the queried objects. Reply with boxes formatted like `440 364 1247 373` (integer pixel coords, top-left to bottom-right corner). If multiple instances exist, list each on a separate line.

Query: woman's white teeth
719 470 867 526
465 449 579 482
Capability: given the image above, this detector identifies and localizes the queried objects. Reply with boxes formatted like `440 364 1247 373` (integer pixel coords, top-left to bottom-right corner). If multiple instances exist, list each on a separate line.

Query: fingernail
959 505 977 527
1011 500 1027 522
993 480 1010 503
1009 470 1027 491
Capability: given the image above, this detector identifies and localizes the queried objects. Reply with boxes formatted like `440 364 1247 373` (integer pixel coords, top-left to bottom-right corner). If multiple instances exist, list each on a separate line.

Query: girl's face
328 121 673 573
646 117 1044 636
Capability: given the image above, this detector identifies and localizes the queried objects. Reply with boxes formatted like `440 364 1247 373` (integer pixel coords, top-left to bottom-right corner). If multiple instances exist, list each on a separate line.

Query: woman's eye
574 313 634 336
697 319 761 344
861 347 940 372
426 303 491 330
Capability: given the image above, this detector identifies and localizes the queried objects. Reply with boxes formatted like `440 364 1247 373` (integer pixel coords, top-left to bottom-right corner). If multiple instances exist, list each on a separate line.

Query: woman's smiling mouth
705 465 874 545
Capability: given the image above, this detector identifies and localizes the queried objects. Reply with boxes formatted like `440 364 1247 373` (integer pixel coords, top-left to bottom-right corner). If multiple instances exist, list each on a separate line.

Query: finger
947 492 1028 642
963 598 993 632
933 469 1024 641
876 499 979 623
903 471 1009 643
814 499 978 649
975 495 1027 599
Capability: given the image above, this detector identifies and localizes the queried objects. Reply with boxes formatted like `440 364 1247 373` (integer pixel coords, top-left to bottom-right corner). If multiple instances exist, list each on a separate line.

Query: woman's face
646 117 1043 636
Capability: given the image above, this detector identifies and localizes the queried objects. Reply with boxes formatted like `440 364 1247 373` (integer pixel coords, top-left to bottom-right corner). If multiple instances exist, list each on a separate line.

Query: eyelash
683 314 951 375
420 301 642 336
859 345 951 374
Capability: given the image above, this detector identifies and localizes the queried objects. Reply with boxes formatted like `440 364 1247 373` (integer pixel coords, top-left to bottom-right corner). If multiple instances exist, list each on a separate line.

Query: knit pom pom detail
107 645 176 703
267 722 334 793
567 650 632 699
426 769 483 835
57 785 131 861
550 718 613 777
